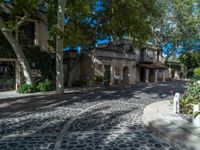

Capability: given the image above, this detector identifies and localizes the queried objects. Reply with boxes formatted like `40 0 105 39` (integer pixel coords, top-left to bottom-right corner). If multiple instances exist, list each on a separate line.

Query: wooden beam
0 58 17 62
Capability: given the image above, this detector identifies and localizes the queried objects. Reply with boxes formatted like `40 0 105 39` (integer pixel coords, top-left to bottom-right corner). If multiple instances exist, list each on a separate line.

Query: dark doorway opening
0 61 15 91
149 69 154 82
172 70 175 79
123 66 129 84
140 67 145 82
104 65 110 85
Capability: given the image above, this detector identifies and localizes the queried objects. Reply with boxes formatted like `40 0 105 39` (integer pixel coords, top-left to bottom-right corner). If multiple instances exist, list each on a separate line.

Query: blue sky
162 41 200 56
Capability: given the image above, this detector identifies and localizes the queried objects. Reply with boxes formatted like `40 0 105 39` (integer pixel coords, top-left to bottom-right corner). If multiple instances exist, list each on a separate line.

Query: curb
143 101 200 150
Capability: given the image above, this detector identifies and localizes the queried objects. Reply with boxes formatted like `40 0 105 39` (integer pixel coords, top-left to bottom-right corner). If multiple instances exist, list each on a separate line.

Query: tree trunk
56 0 67 94
0 19 34 85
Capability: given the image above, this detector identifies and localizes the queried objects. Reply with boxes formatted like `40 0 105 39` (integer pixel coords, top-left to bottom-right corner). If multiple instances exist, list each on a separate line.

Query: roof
96 40 134 53
138 62 167 69
165 61 181 70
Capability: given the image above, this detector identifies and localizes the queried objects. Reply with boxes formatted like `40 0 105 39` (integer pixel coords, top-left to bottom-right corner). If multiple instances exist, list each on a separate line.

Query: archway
123 66 129 84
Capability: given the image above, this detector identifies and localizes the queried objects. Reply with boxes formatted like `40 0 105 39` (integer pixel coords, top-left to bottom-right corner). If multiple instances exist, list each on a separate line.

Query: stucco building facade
135 46 166 83
66 41 168 87
80 41 136 86
0 12 48 91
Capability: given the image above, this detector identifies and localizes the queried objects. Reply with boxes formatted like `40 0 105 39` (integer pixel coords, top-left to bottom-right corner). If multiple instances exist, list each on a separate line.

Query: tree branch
0 3 12 13
0 17 10 32
10 10 30 32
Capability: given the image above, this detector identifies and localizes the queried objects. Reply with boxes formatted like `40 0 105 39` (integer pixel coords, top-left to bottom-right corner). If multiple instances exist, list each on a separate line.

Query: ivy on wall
0 33 54 81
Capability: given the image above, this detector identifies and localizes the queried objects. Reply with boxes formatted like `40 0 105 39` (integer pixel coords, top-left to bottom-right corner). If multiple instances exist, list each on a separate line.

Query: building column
154 69 158 82
145 69 149 83
175 70 180 80
15 61 21 90
162 70 166 82
34 21 39 45
110 65 114 85
169 68 172 79
129 65 136 84
102 65 105 85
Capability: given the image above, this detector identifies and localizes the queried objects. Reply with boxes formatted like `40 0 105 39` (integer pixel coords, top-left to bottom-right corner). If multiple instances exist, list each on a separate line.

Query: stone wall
165 68 181 80
80 59 94 85
95 58 136 85
37 21 48 51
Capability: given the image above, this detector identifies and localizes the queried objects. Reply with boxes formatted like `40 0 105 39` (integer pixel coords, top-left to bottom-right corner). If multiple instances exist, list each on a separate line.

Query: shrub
185 80 200 100
194 68 200 77
18 84 37 93
37 80 52 92
94 75 103 83
180 79 200 114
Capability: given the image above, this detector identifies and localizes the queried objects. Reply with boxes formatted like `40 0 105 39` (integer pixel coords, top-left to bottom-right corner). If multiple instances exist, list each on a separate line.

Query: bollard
173 93 180 114
193 104 200 127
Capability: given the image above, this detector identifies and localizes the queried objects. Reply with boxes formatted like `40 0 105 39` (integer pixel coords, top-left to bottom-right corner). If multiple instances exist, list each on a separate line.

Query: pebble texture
0 81 186 150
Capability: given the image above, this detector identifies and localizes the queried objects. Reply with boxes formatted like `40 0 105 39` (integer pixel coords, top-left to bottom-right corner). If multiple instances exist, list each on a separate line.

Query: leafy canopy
1 0 162 49
47 0 162 49
151 0 200 58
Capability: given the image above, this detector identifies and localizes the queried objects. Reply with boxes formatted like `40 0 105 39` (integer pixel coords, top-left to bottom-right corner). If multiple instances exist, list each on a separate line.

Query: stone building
165 61 182 80
79 41 136 86
0 12 48 91
66 41 167 87
135 46 167 83
63 41 136 86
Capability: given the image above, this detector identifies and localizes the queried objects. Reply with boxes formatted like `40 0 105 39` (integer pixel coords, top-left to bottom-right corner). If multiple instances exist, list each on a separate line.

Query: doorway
140 67 145 82
123 66 129 84
0 61 15 91
149 69 154 82
104 65 111 85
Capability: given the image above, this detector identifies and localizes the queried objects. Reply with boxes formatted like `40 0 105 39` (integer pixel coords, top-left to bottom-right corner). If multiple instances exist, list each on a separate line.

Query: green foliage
37 80 52 92
171 0 199 42
18 84 37 93
0 0 40 29
185 80 200 100
23 45 53 78
180 97 194 114
47 0 162 49
194 68 200 77
180 79 200 114
179 51 200 78
18 79 53 93
94 75 103 83
151 0 200 60
0 44 53 80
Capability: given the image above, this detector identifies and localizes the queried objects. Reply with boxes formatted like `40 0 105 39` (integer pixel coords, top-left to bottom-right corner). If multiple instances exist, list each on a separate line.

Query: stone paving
0 80 186 150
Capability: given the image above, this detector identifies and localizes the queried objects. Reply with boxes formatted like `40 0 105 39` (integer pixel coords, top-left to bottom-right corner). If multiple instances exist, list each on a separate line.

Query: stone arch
123 66 129 84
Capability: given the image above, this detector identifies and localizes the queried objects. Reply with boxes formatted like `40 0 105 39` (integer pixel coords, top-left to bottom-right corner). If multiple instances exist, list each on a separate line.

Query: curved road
0 80 186 150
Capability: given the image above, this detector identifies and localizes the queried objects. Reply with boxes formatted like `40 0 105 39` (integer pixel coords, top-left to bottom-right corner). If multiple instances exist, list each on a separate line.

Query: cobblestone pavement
0 80 186 150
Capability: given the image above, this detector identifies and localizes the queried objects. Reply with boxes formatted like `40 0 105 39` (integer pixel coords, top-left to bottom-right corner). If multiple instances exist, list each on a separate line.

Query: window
18 22 35 45
157 51 160 61
140 49 144 60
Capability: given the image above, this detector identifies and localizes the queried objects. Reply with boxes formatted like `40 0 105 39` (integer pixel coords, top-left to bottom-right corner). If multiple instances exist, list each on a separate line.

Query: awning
138 63 167 69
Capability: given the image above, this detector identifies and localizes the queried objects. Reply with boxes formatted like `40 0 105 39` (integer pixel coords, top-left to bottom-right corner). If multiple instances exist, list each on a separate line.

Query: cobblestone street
0 81 186 150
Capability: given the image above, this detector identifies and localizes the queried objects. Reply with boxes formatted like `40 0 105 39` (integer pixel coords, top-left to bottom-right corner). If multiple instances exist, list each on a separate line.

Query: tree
47 0 162 92
0 0 39 85
1 0 163 93
179 51 200 78
151 0 200 60
56 0 67 94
